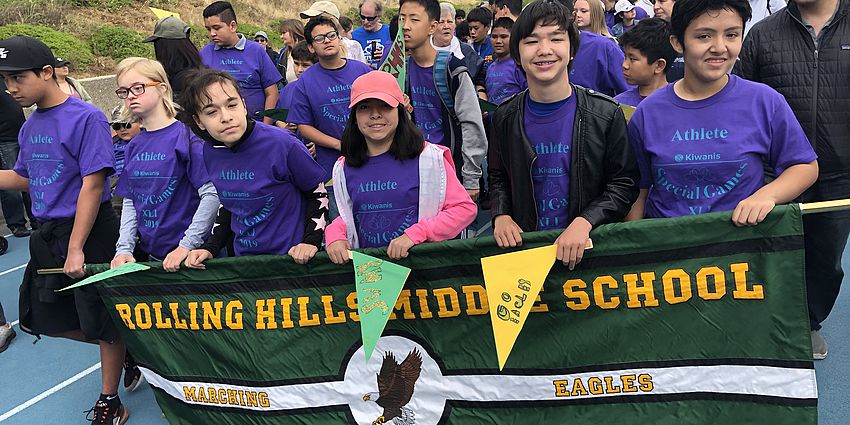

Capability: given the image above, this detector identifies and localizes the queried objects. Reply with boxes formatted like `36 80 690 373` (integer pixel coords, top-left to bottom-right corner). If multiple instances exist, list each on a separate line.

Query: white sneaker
811 330 828 360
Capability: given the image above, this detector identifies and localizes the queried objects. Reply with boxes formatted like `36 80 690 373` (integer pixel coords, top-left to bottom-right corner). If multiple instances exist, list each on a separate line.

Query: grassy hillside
0 0 374 77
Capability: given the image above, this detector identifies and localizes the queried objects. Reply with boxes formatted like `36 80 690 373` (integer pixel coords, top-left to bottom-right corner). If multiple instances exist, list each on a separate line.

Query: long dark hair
341 104 424 168
154 38 204 84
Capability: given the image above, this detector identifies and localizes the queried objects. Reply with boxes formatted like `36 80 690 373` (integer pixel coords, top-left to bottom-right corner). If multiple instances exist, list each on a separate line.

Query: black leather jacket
488 86 640 231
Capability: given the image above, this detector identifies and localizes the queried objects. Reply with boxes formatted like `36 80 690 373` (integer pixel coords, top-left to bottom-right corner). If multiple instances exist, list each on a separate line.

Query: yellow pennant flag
620 104 636 122
149 7 180 20
481 245 557 370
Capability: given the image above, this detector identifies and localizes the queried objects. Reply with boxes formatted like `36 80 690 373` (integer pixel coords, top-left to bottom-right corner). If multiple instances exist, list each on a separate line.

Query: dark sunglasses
111 122 132 131
360 14 380 21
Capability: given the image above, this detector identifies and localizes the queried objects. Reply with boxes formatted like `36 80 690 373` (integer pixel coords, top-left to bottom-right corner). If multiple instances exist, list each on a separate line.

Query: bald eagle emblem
362 349 423 425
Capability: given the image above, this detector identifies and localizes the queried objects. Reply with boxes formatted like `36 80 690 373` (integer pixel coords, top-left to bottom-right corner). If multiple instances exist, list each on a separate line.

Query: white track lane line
0 264 27 277
0 362 102 422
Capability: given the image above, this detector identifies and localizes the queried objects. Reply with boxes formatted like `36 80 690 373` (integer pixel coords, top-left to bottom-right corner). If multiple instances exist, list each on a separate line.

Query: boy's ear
429 20 438 36
653 58 667 75
193 115 206 131
670 35 684 55
229 20 238 32
40 65 55 81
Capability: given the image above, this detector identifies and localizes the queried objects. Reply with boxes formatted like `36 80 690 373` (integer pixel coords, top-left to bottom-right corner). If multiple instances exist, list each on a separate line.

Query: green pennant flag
258 108 288 122
58 262 150 291
378 18 406 91
351 251 410 361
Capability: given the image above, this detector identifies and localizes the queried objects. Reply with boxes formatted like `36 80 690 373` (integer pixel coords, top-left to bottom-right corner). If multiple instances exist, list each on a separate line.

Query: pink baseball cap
349 71 405 109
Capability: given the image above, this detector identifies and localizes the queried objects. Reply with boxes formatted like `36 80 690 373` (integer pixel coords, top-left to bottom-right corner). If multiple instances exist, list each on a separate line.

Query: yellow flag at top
149 7 180 20
481 245 557 370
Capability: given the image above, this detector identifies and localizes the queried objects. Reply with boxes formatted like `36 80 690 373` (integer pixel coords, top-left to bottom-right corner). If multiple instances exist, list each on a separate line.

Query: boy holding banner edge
487 0 640 269
625 0 818 224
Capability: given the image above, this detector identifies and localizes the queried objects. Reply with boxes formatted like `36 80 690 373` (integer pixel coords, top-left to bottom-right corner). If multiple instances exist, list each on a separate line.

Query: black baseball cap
0 36 56 72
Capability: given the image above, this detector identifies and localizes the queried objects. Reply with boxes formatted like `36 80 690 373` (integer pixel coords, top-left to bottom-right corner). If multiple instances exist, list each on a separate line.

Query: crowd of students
0 0 847 422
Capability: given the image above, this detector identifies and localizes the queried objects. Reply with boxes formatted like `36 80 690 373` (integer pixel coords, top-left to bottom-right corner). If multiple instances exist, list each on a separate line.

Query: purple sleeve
78 113 115 177
627 110 653 189
185 132 212 189
516 66 528 91
278 136 325 191
767 95 818 174
276 82 297 110
256 46 283 89
606 44 630 95
286 77 313 125
114 141 134 197
13 133 28 178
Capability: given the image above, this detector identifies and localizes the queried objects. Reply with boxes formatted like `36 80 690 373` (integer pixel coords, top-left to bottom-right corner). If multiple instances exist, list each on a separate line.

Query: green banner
378 19 406 90
94 205 816 425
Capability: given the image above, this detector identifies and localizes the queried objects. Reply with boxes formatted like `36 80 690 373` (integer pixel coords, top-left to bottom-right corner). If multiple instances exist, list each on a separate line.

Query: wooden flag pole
800 199 850 215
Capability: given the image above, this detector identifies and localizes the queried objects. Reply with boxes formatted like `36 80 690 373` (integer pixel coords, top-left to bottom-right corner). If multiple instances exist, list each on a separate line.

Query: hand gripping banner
93 205 817 425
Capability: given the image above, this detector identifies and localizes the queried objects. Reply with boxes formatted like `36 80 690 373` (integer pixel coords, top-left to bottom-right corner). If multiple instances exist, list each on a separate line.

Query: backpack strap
433 50 455 111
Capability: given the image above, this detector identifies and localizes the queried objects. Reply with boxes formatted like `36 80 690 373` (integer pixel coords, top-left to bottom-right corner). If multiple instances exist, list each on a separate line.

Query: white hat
300 1 341 19
614 0 636 14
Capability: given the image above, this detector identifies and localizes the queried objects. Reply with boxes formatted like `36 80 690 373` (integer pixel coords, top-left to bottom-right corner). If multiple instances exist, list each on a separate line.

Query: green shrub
238 23 280 49
0 23 94 68
70 0 133 11
90 26 153 61
189 24 210 50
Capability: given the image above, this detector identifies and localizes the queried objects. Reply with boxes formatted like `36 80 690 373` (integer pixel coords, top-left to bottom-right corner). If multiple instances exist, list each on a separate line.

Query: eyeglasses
311 31 339 44
111 122 133 131
360 14 380 21
115 82 161 99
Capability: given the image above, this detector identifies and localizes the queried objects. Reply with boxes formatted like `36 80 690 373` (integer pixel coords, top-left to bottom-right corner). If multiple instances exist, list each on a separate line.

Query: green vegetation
0 24 94 67
90 26 154 61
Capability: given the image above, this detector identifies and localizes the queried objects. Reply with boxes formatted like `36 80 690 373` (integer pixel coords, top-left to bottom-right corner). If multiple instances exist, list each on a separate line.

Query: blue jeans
0 142 27 229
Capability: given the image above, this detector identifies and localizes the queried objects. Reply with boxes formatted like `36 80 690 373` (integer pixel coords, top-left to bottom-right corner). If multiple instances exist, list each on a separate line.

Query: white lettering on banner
140 336 817 424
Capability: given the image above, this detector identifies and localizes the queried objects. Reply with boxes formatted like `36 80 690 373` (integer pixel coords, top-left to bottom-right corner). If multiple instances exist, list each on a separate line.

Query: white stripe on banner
138 337 817 424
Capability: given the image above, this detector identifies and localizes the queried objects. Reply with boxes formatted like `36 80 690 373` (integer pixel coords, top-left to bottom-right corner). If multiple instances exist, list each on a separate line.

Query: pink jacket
325 145 477 247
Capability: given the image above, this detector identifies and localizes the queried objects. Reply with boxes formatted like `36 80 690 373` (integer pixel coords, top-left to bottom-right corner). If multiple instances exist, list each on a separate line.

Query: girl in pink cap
326 71 477 263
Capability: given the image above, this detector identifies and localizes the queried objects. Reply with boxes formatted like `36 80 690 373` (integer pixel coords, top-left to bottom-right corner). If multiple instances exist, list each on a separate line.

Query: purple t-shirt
203 123 325 256
14 97 113 221
408 61 446 145
288 59 372 182
486 57 528 105
570 31 630 97
276 79 299 110
115 121 210 259
113 137 131 176
628 75 818 218
524 95 577 231
614 86 646 107
200 36 282 119
345 152 420 248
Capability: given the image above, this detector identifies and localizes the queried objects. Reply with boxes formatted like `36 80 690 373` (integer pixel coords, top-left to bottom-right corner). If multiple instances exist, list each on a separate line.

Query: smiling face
400 2 437 50
193 81 248 146
491 26 511 58
573 0 592 29
518 23 572 87
355 98 399 147
204 15 239 47
307 24 342 60
435 12 456 47
116 69 167 119
672 7 743 87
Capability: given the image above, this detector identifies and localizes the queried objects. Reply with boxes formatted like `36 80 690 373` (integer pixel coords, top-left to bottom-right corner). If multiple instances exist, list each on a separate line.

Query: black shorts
20 202 119 341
